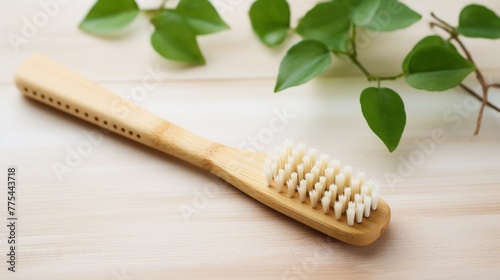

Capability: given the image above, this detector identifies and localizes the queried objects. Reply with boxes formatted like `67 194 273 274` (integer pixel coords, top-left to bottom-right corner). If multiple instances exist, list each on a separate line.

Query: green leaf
362 0 421 32
249 0 290 47
360 87 406 152
175 0 229 35
79 0 139 35
348 0 381 26
405 46 475 91
457 4 500 39
402 35 456 73
296 1 351 52
151 11 205 64
275 40 332 92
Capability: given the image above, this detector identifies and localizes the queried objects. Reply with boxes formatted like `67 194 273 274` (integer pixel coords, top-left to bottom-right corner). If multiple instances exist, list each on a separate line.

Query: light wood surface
1 0 500 279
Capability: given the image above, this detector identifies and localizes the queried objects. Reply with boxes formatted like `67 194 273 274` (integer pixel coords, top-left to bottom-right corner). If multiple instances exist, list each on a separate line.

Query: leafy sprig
79 0 500 152
80 0 228 64
249 0 500 152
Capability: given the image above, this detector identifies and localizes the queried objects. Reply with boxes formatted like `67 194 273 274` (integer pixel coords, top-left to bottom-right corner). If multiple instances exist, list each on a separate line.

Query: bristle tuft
264 140 382 227
298 180 307 202
343 165 352 188
334 201 342 220
305 173 314 193
356 202 364 224
314 182 325 201
347 203 355 226
265 169 272 187
321 193 331 214
309 190 318 208
364 195 372 217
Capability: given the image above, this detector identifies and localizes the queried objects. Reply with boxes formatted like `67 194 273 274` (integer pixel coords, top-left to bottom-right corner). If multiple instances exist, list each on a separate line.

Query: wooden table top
1 0 499 279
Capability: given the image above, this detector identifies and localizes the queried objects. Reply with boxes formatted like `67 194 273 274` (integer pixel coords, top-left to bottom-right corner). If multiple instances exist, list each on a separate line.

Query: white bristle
363 195 372 217
321 195 330 214
343 165 352 187
287 179 296 198
292 150 300 167
284 163 292 181
347 203 355 226
297 164 304 181
329 184 338 206
344 187 351 203
334 201 342 220
309 190 318 208
311 166 320 183
286 156 294 173
303 155 312 174
287 183 297 198
325 168 334 189
371 190 379 210
335 173 345 195
350 178 360 198
320 154 329 170
319 176 326 188
298 180 307 202
361 184 369 196
356 202 364 223
326 190 335 208
314 182 325 200
348 202 355 210
314 160 322 176
330 159 341 176
367 179 376 194
264 169 272 187
357 172 365 187
265 140 383 227
275 174 285 193
339 194 347 213
354 193 362 204
279 148 287 168
278 169 285 178
305 173 314 192
308 149 317 164
271 162 278 177
324 190 330 198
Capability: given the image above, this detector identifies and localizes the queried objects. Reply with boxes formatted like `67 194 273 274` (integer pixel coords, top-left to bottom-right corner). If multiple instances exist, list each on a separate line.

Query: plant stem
488 83 500 89
351 25 358 57
379 72 405 80
430 13 454 30
460 84 500 112
452 33 489 134
430 14 496 135
348 26 404 83
349 55 404 82
349 55 371 77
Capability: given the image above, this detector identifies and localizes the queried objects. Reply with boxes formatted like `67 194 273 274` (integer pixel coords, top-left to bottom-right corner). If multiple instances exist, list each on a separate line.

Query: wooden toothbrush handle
14 55 215 170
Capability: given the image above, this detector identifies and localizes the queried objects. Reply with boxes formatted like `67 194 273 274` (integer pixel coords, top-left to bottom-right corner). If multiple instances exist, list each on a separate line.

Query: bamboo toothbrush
14 55 390 246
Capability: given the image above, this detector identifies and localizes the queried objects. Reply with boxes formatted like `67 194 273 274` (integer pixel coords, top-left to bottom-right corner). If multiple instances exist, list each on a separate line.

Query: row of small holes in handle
23 87 141 139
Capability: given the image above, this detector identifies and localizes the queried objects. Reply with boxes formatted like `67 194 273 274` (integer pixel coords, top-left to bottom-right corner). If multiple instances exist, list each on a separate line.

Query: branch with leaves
249 0 500 152
79 0 500 152
79 0 229 64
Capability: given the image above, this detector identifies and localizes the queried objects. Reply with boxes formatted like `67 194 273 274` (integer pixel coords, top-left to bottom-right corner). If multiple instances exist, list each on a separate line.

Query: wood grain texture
1 0 500 279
